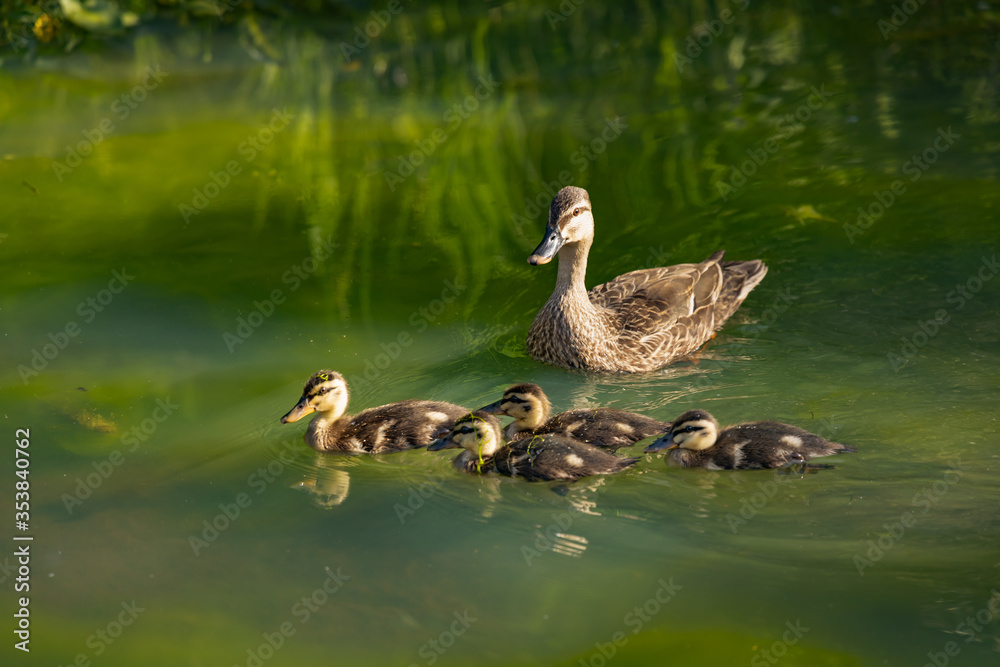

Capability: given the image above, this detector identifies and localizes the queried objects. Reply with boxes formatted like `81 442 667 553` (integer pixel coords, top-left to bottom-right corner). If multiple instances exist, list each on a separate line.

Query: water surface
1 2 999 666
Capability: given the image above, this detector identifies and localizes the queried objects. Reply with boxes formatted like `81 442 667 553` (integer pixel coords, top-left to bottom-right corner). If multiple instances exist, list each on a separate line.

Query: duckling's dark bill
281 399 315 424
528 226 565 265
644 439 677 453
427 437 459 451
476 400 504 414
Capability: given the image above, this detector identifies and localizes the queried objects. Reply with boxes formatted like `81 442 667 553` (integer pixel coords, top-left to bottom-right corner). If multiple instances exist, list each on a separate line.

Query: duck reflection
291 453 356 509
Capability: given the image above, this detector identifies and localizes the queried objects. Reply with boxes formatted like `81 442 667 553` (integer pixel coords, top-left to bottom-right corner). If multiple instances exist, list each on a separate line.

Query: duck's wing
492 439 554 480
588 252 724 322
588 251 767 366
343 400 467 452
720 423 830 469
504 437 637 480
754 422 858 458
540 409 669 449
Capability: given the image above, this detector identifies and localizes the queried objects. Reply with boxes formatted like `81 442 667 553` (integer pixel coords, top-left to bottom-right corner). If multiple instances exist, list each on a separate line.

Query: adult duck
526 186 768 372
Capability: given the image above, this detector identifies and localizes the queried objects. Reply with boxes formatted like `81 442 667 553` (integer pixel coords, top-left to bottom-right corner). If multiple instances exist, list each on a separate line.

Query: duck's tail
711 251 768 322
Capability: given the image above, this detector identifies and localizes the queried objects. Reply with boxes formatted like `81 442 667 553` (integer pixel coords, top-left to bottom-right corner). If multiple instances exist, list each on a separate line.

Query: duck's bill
476 400 505 415
281 398 315 424
645 439 678 453
427 437 459 451
528 225 565 265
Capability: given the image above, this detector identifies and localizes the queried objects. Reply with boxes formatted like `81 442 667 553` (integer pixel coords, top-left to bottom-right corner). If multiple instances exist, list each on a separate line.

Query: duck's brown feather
506 408 669 450
492 435 637 481
670 422 856 470
310 400 467 453
530 251 767 372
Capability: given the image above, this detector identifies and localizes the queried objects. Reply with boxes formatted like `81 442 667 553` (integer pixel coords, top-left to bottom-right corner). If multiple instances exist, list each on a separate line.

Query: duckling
428 411 637 481
478 383 669 450
280 370 467 453
526 186 768 372
645 409 857 470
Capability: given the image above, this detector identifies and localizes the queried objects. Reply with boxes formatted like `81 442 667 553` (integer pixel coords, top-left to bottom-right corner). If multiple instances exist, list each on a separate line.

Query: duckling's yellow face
281 374 349 424
501 391 545 426
646 410 719 453
429 415 500 457
667 418 718 451
483 389 548 429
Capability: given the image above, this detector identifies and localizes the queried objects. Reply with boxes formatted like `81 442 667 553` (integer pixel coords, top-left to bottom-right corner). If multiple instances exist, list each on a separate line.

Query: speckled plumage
479 382 669 449
429 412 637 481
646 409 857 470
526 186 767 372
281 370 467 453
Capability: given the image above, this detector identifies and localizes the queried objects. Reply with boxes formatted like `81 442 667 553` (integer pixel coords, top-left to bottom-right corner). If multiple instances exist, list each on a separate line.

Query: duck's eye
459 426 473 434
572 208 580 216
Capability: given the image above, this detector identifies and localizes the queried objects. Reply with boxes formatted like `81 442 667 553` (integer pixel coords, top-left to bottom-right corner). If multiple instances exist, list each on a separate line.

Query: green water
2 2 999 665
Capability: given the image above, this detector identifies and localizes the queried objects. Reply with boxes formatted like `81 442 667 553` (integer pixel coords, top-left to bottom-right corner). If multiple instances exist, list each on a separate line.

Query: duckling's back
713 421 856 469
529 408 669 450
340 400 467 453
494 435 637 481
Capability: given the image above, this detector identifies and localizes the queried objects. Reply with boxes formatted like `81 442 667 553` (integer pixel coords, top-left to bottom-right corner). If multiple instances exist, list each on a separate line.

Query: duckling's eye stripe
504 397 529 404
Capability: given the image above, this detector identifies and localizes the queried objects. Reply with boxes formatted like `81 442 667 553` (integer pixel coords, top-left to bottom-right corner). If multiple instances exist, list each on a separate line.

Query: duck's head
281 370 350 424
528 186 594 265
645 409 719 453
428 411 503 458
477 383 551 430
